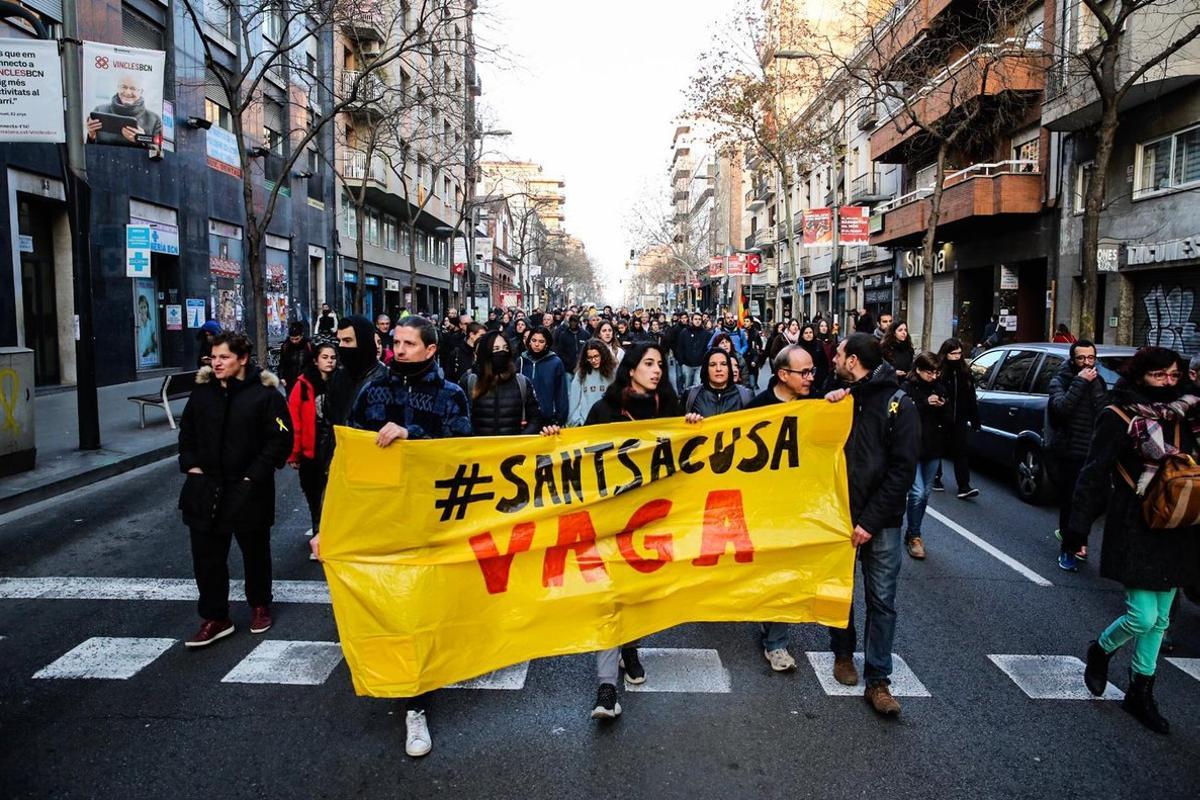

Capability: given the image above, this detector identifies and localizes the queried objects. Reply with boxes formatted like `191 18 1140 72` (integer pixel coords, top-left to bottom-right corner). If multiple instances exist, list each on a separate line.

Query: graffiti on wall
1139 285 1199 355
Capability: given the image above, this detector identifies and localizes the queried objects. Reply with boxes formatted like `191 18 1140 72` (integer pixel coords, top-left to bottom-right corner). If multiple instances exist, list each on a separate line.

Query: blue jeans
828 526 902 685
905 459 940 539
677 364 700 391
761 622 789 651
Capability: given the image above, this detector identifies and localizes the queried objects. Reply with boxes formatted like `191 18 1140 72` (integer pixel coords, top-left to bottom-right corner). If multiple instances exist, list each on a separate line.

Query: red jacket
287 374 320 463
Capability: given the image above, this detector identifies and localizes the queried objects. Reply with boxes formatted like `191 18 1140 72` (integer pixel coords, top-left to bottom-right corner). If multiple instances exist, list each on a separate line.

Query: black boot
1084 640 1112 696
1122 671 1170 734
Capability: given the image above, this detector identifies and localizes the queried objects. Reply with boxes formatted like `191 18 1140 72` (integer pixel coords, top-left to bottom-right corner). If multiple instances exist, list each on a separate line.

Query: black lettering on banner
533 454 562 508
708 427 742 474
584 441 614 497
737 420 772 472
770 416 800 470
649 436 676 482
559 449 585 504
678 435 708 474
613 438 644 496
495 455 529 513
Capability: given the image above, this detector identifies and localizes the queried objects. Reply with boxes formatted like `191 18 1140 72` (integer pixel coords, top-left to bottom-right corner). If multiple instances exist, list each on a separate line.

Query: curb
0 443 178 515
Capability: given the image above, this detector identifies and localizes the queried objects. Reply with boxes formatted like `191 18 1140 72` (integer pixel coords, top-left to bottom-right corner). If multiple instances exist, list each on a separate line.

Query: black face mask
390 356 433 378
490 350 512 372
338 345 369 376
1139 382 1181 404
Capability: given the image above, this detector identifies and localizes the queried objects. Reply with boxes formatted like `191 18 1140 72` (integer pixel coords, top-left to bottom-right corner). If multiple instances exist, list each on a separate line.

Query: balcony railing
878 159 1038 213
340 70 388 106
849 171 889 203
342 153 388 186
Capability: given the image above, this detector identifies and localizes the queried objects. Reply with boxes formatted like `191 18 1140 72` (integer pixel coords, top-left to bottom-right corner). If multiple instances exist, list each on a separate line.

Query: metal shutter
23 0 63 23
1132 269 1200 358
122 7 164 50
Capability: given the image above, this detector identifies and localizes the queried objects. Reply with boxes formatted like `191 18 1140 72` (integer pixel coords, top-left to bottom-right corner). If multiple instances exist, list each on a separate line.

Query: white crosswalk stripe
805 652 931 697
623 648 732 693
221 641 345 685
988 655 1124 700
1165 657 1200 682
33 636 175 680
447 662 530 690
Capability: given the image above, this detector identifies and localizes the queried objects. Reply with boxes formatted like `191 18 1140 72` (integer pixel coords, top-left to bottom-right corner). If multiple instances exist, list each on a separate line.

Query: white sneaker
304 527 314 538
764 647 797 672
308 551 318 561
405 710 432 757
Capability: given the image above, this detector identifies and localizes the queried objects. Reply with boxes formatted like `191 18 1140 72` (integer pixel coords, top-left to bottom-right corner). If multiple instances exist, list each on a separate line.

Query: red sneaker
184 619 234 648
249 605 272 634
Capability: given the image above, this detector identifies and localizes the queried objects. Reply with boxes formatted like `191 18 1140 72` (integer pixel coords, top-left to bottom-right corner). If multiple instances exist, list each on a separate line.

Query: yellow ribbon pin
276 416 289 432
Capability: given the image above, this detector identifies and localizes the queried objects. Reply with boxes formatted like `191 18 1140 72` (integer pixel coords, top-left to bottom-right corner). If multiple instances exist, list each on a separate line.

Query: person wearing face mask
463 331 543 436
326 316 389 426
518 326 569 426
1067 347 1199 734
933 338 979 497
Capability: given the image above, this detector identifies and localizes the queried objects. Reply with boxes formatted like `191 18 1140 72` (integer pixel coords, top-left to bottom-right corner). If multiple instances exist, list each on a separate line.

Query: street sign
746 253 761 274
125 225 152 277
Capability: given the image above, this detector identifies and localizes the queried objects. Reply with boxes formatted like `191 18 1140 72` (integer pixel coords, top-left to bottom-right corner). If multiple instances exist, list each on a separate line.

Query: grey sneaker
764 648 797 672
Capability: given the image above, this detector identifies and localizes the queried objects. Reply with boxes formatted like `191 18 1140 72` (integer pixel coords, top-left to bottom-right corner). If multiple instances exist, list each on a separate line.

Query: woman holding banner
463 331 543 436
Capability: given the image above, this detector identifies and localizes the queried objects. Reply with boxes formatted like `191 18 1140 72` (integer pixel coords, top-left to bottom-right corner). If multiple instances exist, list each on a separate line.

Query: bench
127 370 198 430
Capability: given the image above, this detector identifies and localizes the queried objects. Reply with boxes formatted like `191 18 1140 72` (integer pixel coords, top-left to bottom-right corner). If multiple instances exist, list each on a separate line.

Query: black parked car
966 342 1135 503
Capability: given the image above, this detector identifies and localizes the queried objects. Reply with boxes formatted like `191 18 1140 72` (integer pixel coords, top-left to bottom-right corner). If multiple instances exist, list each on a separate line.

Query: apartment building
478 160 563 299
474 194 518 310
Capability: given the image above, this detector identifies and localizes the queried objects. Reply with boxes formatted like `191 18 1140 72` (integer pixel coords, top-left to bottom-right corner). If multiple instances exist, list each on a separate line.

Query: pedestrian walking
1069 347 1199 734
901 351 949 560
1047 340 1109 571
177 333 292 648
552 312 590 374
744 343 817 670
797 322 831 392
518 326 569 425
314 303 338 338
442 322 485 387
278 320 313 390
880 319 914 378
327 316 389 425
823 333 919 716
463 331 542 436
287 342 338 549
933 338 979 497
594 319 624 365
673 312 708 390
567 339 616 426
1052 323 1077 343
195 319 222 368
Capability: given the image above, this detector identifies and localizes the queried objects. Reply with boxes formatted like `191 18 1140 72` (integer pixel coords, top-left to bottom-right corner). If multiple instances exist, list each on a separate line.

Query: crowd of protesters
174 300 1200 755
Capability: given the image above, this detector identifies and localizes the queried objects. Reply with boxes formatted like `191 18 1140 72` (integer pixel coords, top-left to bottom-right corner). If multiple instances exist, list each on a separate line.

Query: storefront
1124 235 1200 357
208 219 245 334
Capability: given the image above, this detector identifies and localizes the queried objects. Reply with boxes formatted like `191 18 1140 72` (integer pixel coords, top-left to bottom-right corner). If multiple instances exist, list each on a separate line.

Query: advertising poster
205 125 242 177
803 208 833 248
708 256 725 278
81 41 165 149
0 38 65 143
165 304 183 331
185 298 206 328
133 278 160 369
266 261 288 341
838 206 870 245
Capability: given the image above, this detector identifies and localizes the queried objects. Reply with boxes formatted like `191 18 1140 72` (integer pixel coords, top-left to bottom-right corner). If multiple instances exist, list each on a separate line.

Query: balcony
674 188 689 202
754 227 776 248
871 160 1043 247
870 42 1046 163
341 153 389 189
340 70 389 120
868 0 956 67
845 245 892 267
341 13 387 44
744 232 757 250
747 178 775 211
849 171 890 205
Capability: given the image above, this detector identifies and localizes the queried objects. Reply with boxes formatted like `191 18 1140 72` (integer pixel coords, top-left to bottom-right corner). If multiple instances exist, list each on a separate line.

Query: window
1031 354 1064 394
263 1 285 43
1135 124 1200 198
263 96 286 155
204 69 232 131
969 348 1005 388
1012 128 1040 168
122 5 164 50
366 210 382 247
384 216 398 251
1072 161 1096 215
204 0 234 41
401 226 412 255
992 350 1039 392
342 194 357 240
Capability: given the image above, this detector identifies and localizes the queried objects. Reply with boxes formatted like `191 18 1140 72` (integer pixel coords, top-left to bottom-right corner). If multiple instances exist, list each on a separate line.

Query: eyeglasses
1146 370 1181 382
1073 355 1097 364
781 368 815 378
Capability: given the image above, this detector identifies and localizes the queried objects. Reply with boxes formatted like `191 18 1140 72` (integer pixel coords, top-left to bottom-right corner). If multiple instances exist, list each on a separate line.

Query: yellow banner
320 400 855 697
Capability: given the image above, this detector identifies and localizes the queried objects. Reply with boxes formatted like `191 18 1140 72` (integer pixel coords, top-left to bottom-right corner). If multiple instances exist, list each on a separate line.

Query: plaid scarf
1120 394 1200 494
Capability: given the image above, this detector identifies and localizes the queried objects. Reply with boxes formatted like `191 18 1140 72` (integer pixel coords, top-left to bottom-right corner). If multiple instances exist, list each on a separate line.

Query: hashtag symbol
433 463 496 522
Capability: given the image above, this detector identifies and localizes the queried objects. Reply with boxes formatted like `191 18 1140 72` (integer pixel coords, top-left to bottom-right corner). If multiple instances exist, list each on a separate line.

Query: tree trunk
920 144 949 349
245 232 267 363
354 199 367 315
782 176 795 324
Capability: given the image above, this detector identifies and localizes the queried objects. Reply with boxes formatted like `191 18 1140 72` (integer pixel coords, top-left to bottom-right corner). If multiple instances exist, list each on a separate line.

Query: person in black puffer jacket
177 332 293 647
682 347 752 417
1067 348 1199 734
465 330 543 436
901 351 949 560
1047 339 1110 564
935 338 979 497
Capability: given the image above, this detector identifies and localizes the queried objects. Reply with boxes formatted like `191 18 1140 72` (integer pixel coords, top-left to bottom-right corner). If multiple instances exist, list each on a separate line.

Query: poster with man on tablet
81 42 165 148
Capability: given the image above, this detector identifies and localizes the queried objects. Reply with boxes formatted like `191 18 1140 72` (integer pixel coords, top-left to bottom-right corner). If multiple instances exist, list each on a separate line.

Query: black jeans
189 525 272 621
1053 456 1086 551
943 423 972 492
297 460 327 532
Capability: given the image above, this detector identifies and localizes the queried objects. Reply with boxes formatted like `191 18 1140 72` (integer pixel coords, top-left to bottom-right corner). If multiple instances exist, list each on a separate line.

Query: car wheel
1015 445 1050 505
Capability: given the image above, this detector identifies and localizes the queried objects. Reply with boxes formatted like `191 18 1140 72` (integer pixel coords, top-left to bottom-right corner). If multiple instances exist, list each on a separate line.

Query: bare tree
626 180 715 309
1055 0 1200 338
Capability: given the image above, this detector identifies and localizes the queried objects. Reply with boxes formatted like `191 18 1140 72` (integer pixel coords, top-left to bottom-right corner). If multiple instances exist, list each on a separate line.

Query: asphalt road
1 448 1198 800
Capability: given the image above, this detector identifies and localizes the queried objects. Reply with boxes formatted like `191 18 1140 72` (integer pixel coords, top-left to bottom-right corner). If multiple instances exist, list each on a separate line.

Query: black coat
585 388 681 424
442 339 477 387
902 375 949 460
278 338 312 388
882 340 914 375
1046 362 1110 461
1068 383 1200 590
177 365 292 531
843 364 920 535
684 383 752 417
552 324 590 372
467 374 543 436
798 339 831 392
674 326 710 367
939 365 979 428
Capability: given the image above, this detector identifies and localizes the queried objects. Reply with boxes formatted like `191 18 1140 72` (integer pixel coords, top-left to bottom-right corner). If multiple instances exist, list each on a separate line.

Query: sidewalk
0 377 184 513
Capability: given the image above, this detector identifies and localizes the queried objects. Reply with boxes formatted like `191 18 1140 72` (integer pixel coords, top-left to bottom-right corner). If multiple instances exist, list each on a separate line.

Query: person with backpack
1067 347 1199 734
567 339 616 426
823 333 919 717
463 331 544 436
287 342 339 548
901 351 949 560
683 348 753 417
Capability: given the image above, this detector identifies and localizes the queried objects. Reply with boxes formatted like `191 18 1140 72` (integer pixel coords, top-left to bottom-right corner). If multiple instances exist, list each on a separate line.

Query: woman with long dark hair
880 319 915 378
900 351 949 560
287 342 339 548
594 319 625 364
935 337 979 498
1070 347 1199 734
567 339 616 426
709 331 750 387
464 330 542 436
682 347 752 417
798 322 831 392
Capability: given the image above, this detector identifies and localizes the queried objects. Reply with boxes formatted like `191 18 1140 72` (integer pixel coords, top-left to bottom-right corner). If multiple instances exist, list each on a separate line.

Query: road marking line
33 636 175 680
623 648 732 693
0 576 330 604
447 662 530 690
805 652 931 697
221 641 344 686
926 508 1053 586
1165 657 1200 682
988 654 1123 700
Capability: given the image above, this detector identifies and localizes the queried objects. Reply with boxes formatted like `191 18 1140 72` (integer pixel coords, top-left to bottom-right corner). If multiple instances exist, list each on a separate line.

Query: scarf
783 329 800 345
1120 393 1200 494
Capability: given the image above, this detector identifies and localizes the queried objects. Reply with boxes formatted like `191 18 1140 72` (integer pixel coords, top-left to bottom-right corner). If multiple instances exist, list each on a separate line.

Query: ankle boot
1122 671 1170 734
1084 640 1112 696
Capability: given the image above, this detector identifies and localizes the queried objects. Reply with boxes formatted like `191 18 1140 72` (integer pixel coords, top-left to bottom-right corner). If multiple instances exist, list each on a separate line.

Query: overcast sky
477 0 730 305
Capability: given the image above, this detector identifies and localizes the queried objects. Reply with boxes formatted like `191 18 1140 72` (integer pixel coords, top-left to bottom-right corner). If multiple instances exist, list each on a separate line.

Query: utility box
0 347 36 477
